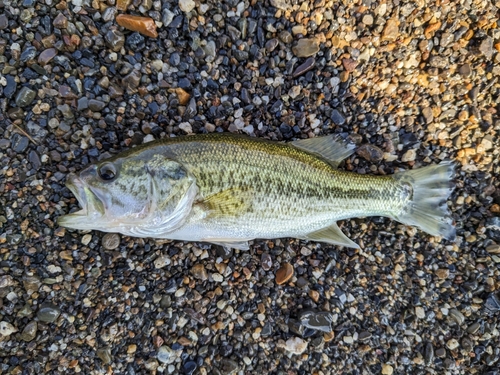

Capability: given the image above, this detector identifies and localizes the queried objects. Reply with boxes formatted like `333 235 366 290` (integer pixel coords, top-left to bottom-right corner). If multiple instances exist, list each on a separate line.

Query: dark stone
298 310 334 332
29 150 41 170
22 68 39 80
126 32 145 51
178 78 191 90
271 100 283 113
0 14 8 30
11 134 30 153
293 57 315 78
77 97 89 111
485 293 500 314
4 75 17 99
330 109 346 125
233 50 249 62
183 360 197 375
265 38 279 52
15 86 36 107
88 99 106 111
170 52 181 66
105 28 125 52
356 143 384 162
20 46 37 63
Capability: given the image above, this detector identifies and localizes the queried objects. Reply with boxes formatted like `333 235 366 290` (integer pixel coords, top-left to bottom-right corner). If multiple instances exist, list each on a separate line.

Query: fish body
59 134 455 249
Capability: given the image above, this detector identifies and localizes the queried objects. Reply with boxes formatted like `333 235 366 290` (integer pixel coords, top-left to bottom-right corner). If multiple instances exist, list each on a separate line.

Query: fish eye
98 162 116 181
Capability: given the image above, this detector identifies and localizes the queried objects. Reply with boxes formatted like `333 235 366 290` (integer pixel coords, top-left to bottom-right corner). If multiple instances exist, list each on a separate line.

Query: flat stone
20 321 37 342
38 48 57 65
97 347 112 364
105 28 126 52
479 36 493 59
342 58 358 72
293 57 315 78
299 310 335 332
11 134 29 153
77 97 88 110
382 18 399 41
0 14 8 29
276 263 293 285
116 14 158 38
292 38 320 57
15 86 36 107
102 233 120 250
330 109 346 126
88 99 106 111
4 75 17 99
157 345 175 364
116 0 131 11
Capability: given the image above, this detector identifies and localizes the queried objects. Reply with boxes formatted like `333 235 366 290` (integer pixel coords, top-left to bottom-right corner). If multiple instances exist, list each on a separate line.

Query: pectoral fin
305 223 360 248
202 188 251 217
292 134 356 168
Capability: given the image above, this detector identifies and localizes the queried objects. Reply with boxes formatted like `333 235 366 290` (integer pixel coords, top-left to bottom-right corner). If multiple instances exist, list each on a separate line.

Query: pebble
11 134 29 153
381 364 394 375
88 99 106 112
97 347 112 364
382 18 398 41
415 306 425 319
330 109 346 126
299 310 334 332
37 303 61 323
15 86 36 107
102 233 120 250
157 346 175 364
191 264 208 281
0 14 8 29
356 144 384 162
284 337 308 355
116 14 158 38
0 321 17 337
276 263 294 285
179 0 196 13
292 39 320 57
20 321 37 342
401 149 416 162
479 37 494 59
52 13 68 29
293 57 315 78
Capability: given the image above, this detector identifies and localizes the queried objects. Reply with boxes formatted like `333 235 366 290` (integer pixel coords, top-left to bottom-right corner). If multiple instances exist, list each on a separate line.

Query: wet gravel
1 0 500 374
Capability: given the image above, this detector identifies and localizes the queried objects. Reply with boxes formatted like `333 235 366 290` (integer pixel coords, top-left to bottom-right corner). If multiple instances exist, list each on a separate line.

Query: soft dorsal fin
292 134 356 168
202 188 252 217
305 223 360 248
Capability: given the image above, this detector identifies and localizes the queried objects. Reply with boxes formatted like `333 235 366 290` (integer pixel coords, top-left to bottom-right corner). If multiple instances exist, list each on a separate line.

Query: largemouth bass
58 133 455 249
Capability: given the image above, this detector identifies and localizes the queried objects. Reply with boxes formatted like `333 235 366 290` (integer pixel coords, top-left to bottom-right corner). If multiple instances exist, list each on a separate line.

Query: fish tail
393 161 456 240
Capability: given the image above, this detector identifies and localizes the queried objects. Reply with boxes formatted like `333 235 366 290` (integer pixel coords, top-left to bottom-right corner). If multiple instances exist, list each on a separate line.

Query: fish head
58 153 197 234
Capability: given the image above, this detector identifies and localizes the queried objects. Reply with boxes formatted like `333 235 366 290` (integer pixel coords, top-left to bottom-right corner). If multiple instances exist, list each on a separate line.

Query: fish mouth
58 174 105 230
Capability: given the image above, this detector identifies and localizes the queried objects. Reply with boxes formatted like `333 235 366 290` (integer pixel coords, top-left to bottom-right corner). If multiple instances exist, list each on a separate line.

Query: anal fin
305 223 359 249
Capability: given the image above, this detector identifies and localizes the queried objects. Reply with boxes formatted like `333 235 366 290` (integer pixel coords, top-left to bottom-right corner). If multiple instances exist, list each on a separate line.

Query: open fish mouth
58 174 105 230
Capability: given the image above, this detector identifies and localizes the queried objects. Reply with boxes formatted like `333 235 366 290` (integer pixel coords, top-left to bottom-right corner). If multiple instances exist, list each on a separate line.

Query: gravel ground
1 0 500 374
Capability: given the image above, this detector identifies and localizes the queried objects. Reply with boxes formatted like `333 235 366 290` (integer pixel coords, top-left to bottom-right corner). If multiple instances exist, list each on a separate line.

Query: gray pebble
15 86 36 107
37 303 61 323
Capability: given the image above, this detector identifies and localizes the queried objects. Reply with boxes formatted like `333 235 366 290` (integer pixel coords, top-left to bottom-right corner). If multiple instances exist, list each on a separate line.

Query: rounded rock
102 233 120 250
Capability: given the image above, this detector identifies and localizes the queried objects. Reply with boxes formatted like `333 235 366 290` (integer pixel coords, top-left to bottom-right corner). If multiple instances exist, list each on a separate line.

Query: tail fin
393 161 456 240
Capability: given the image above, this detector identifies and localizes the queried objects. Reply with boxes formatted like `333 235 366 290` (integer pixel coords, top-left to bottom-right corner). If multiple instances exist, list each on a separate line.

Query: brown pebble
116 0 131 11
53 13 68 29
276 263 294 285
342 58 358 72
190 264 208 281
309 290 320 302
490 204 500 213
435 268 450 279
116 14 158 38
323 331 335 342
174 88 191 105
38 48 57 65
127 344 137 354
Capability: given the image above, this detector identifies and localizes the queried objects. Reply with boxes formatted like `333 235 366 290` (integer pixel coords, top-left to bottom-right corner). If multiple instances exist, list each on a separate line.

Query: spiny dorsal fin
305 223 360 248
292 134 356 168
202 188 251 217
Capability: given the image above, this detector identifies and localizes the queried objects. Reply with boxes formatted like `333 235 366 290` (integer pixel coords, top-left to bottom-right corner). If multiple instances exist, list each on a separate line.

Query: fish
58 133 456 250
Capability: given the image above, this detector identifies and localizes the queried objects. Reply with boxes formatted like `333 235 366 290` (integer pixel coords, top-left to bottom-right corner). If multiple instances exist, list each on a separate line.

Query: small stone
127 344 137 354
362 14 373 25
105 28 126 52
401 149 416 162
435 268 449 279
381 364 393 375
292 57 315 78
261 253 273 271
116 14 158 38
435 348 446 358
218 359 239 374
276 263 294 285
38 48 57 65
484 293 500 313
446 338 459 350
292 38 320 57
116 0 131 11
179 122 193 134
342 58 357 72
284 337 308 355
415 306 425 319
0 14 8 30
486 244 500 254
270 0 291 9
382 18 399 41
20 321 37 342
356 144 384 162
449 308 465 325
88 99 106 111
179 0 195 12
4 75 17 99
459 64 471 77
279 30 293 43
330 109 346 126
191 264 208 281
11 134 29 153
15 86 36 107
122 70 141 93
97 347 112 364
299 310 334 332
53 13 68 29
157 346 175 364
0 321 17 336
37 303 61 323
265 38 279 52
479 36 493 60
77 97 89 111
102 233 120 250
422 107 433 124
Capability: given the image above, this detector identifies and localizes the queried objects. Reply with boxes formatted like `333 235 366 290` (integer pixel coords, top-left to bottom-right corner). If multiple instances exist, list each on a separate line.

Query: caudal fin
393 161 456 240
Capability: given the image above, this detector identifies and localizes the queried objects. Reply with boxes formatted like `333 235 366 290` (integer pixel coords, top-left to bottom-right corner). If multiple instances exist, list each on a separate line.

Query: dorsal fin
292 134 356 168
305 223 360 248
